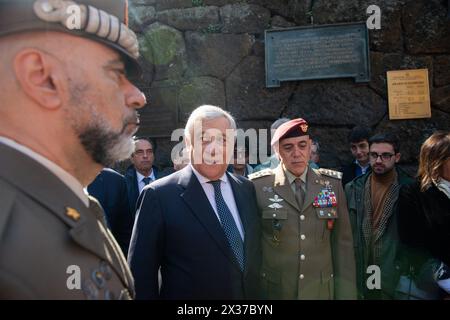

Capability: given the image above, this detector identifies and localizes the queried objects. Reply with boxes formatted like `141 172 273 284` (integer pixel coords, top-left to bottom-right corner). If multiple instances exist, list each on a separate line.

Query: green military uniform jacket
0 143 134 299
249 165 357 300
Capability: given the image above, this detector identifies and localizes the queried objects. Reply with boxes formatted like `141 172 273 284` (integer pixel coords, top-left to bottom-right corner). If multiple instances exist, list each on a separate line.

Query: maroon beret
271 118 309 146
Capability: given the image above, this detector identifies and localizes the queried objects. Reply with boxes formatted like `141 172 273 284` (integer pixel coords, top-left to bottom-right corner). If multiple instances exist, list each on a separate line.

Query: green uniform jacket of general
249 165 357 300
0 143 134 299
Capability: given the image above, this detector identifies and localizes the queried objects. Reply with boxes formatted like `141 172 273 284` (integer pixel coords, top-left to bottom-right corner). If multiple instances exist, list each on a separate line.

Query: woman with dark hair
397 131 450 299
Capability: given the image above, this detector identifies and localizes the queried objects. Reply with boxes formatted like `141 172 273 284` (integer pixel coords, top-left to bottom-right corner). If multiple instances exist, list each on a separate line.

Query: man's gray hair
184 105 237 141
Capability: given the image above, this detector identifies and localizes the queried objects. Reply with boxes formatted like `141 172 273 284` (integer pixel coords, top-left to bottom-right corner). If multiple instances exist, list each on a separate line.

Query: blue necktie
142 177 152 185
208 180 244 271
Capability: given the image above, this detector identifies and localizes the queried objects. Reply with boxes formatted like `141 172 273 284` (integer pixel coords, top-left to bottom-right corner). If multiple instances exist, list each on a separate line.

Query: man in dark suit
128 105 261 300
341 126 372 187
88 168 133 256
125 137 165 215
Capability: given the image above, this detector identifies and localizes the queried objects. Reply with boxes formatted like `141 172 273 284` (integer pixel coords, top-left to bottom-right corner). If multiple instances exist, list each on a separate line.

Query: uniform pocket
262 209 288 243
314 208 333 242
261 266 282 299
319 271 334 300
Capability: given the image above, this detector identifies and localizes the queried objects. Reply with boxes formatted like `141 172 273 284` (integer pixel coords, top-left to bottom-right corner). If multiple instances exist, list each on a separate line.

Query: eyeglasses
369 152 395 161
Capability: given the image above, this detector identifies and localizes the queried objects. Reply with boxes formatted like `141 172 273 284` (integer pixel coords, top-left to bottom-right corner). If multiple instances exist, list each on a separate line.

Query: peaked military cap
0 0 141 77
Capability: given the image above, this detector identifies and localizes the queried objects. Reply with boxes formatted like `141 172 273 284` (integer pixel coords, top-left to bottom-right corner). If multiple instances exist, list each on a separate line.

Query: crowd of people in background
87 110 450 300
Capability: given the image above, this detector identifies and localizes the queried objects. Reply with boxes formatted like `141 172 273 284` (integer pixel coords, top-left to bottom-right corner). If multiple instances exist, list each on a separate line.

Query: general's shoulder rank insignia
248 168 272 180
318 168 343 180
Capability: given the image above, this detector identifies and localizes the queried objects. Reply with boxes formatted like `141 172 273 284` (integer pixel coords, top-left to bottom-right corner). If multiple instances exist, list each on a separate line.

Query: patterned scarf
361 173 400 266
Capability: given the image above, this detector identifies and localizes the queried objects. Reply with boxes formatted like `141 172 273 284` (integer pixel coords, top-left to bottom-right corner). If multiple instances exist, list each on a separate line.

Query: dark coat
345 167 413 299
128 165 261 300
88 168 133 256
124 165 164 216
0 143 134 299
341 162 372 187
398 181 450 268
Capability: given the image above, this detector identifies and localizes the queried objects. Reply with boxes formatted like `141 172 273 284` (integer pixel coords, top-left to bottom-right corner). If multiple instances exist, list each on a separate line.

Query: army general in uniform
249 118 357 299
0 0 146 299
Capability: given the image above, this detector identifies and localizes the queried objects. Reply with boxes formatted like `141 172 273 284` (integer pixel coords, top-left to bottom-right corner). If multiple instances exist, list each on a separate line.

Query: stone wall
128 0 450 172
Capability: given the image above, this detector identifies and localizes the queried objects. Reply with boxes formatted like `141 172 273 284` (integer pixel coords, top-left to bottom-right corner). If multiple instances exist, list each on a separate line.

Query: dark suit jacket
125 165 163 216
128 166 261 300
0 143 133 299
398 181 450 268
88 168 133 256
341 162 372 187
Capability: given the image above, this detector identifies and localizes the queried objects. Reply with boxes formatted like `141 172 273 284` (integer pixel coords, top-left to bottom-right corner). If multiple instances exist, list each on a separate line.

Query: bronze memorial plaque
265 22 370 88
387 69 431 120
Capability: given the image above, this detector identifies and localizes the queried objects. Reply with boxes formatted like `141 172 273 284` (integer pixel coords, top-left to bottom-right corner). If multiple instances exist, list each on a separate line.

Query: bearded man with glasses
345 133 414 299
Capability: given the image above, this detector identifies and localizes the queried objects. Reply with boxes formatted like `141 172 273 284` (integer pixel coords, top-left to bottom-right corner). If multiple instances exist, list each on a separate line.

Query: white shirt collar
136 169 155 183
0 136 89 207
190 164 229 185
355 159 370 169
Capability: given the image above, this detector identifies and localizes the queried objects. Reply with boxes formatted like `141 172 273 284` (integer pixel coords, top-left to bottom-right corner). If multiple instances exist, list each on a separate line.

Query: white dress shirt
136 169 156 194
0 136 89 207
190 164 245 240
355 159 370 175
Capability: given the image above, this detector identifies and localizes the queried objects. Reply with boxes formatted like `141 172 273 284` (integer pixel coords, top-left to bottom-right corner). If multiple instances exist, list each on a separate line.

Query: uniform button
300 254 306 261
300 234 306 240
300 215 305 221
299 274 305 279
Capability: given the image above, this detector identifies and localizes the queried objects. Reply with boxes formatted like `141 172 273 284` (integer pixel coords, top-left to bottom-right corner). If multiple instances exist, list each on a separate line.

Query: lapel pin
66 207 81 221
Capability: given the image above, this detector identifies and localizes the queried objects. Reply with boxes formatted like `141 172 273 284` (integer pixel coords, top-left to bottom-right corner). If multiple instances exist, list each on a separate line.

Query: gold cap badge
300 124 308 133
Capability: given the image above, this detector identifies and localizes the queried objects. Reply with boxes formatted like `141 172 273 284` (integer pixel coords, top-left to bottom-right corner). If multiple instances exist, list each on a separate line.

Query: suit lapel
179 167 239 270
227 173 249 234
227 172 251 274
273 165 300 211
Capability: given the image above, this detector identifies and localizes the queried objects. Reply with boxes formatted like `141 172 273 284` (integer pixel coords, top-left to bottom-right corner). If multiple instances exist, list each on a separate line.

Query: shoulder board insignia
248 168 272 180
318 168 343 180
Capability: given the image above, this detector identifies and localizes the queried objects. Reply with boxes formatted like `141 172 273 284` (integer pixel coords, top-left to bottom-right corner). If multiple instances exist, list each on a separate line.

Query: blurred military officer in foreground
0 0 146 299
249 118 356 299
